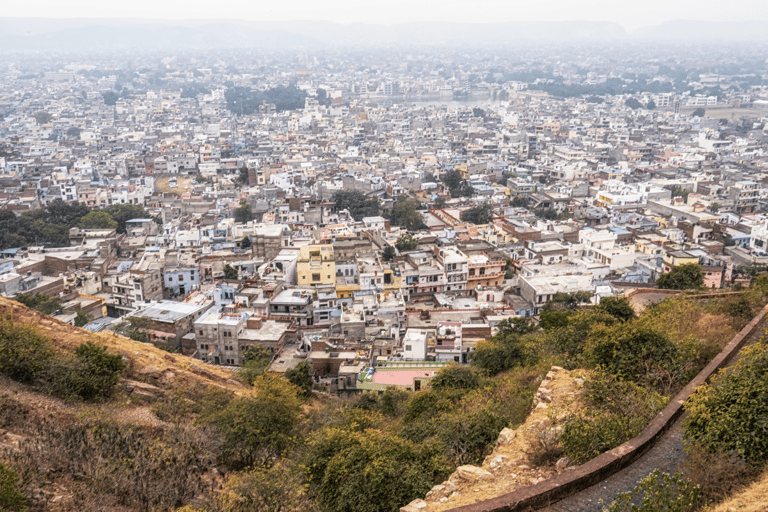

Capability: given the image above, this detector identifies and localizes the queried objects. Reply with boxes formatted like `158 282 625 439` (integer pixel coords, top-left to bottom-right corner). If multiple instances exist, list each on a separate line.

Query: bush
0 462 26 512
305 427 450 512
429 364 481 393
584 325 677 385
215 462 317 512
604 470 702 512
198 375 302 469
560 371 666 464
525 424 564 467
9 421 217 511
72 341 125 399
284 360 313 397
683 341 768 464
0 320 54 384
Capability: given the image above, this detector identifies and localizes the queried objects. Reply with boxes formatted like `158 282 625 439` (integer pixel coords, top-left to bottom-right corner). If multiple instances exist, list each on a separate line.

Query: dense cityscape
2 29 768 512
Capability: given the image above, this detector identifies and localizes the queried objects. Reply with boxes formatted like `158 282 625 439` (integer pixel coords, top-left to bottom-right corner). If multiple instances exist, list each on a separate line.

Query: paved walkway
538 321 768 512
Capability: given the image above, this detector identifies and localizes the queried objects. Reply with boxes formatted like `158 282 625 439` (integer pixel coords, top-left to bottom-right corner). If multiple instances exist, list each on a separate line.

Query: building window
312 273 321 281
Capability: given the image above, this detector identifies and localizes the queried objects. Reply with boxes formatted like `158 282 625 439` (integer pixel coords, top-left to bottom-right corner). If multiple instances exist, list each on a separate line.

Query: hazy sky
6 0 768 32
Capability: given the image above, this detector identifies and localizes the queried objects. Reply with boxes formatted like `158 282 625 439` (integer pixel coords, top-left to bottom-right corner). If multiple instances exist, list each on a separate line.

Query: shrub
683 341 768 464
584 324 677 385
0 320 53 384
305 427 449 512
284 360 313 397
9 422 217 511
560 371 666 464
429 364 481 393
237 346 272 385
198 374 302 469
524 423 563 467
604 470 702 512
0 462 26 512
215 462 317 512
595 296 636 322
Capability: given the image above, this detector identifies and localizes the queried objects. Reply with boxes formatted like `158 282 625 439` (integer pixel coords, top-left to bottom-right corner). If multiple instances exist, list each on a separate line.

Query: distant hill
1 18 767 52
632 20 768 41
0 18 629 51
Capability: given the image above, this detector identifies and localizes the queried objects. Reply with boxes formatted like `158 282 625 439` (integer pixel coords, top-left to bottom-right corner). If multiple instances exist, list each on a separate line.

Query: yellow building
335 278 360 299
297 245 336 287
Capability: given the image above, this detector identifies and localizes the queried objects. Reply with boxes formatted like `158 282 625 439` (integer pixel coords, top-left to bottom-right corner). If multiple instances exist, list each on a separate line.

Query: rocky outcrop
407 366 586 512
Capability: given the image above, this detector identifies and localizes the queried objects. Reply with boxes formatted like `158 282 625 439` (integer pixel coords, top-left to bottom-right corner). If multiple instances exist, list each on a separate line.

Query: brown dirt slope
0 296 248 397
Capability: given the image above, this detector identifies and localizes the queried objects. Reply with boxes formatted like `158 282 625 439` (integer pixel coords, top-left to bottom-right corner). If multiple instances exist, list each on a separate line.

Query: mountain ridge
2 18 766 51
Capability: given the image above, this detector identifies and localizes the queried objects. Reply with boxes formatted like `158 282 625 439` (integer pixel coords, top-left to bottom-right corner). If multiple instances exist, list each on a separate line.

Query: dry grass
0 297 250 397
706 469 768 512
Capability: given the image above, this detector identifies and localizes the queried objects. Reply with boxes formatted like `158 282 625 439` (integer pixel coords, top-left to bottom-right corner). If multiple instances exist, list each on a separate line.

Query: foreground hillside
2 290 768 512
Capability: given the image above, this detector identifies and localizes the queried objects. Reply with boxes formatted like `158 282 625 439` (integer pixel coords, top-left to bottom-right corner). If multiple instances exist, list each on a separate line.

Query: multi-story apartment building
297 244 335 287
434 246 468 292
467 253 505 290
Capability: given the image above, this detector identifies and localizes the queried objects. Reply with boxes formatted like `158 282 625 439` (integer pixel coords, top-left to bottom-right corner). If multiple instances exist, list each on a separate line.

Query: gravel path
538 321 768 512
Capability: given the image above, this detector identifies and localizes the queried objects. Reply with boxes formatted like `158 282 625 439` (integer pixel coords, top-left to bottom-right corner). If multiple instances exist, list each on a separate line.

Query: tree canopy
388 196 426 231
225 85 308 114
395 233 417 251
442 170 474 198
78 211 117 230
331 190 380 221
656 263 704 290
460 203 493 225
233 200 253 224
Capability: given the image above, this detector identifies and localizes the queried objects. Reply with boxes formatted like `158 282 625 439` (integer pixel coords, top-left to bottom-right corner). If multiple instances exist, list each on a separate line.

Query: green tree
238 346 273 385
105 203 153 234
395 233 418 251
0 462 26 512
691 108 705 117
237 166 250 185
510 196 529 208
381 245 396 261
331 190 380 221
441 170 474 198
66 126 82 138
216 462 317 512
233 199 253 224
284 360 313 397
14 292 62 315
470 319 529 375
625 98 643 109
200 375 302 469
59 341 125 400
584 325 677 383
223 264 239 280
645 99 657 110
708 202 720 213
388 196 426 231
656 263 704 290
33 110 52 125
460 203 493 224
78 211 118 230
74 311 92 327
595 296 636 322
316 88 332 106
241 236 252 250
